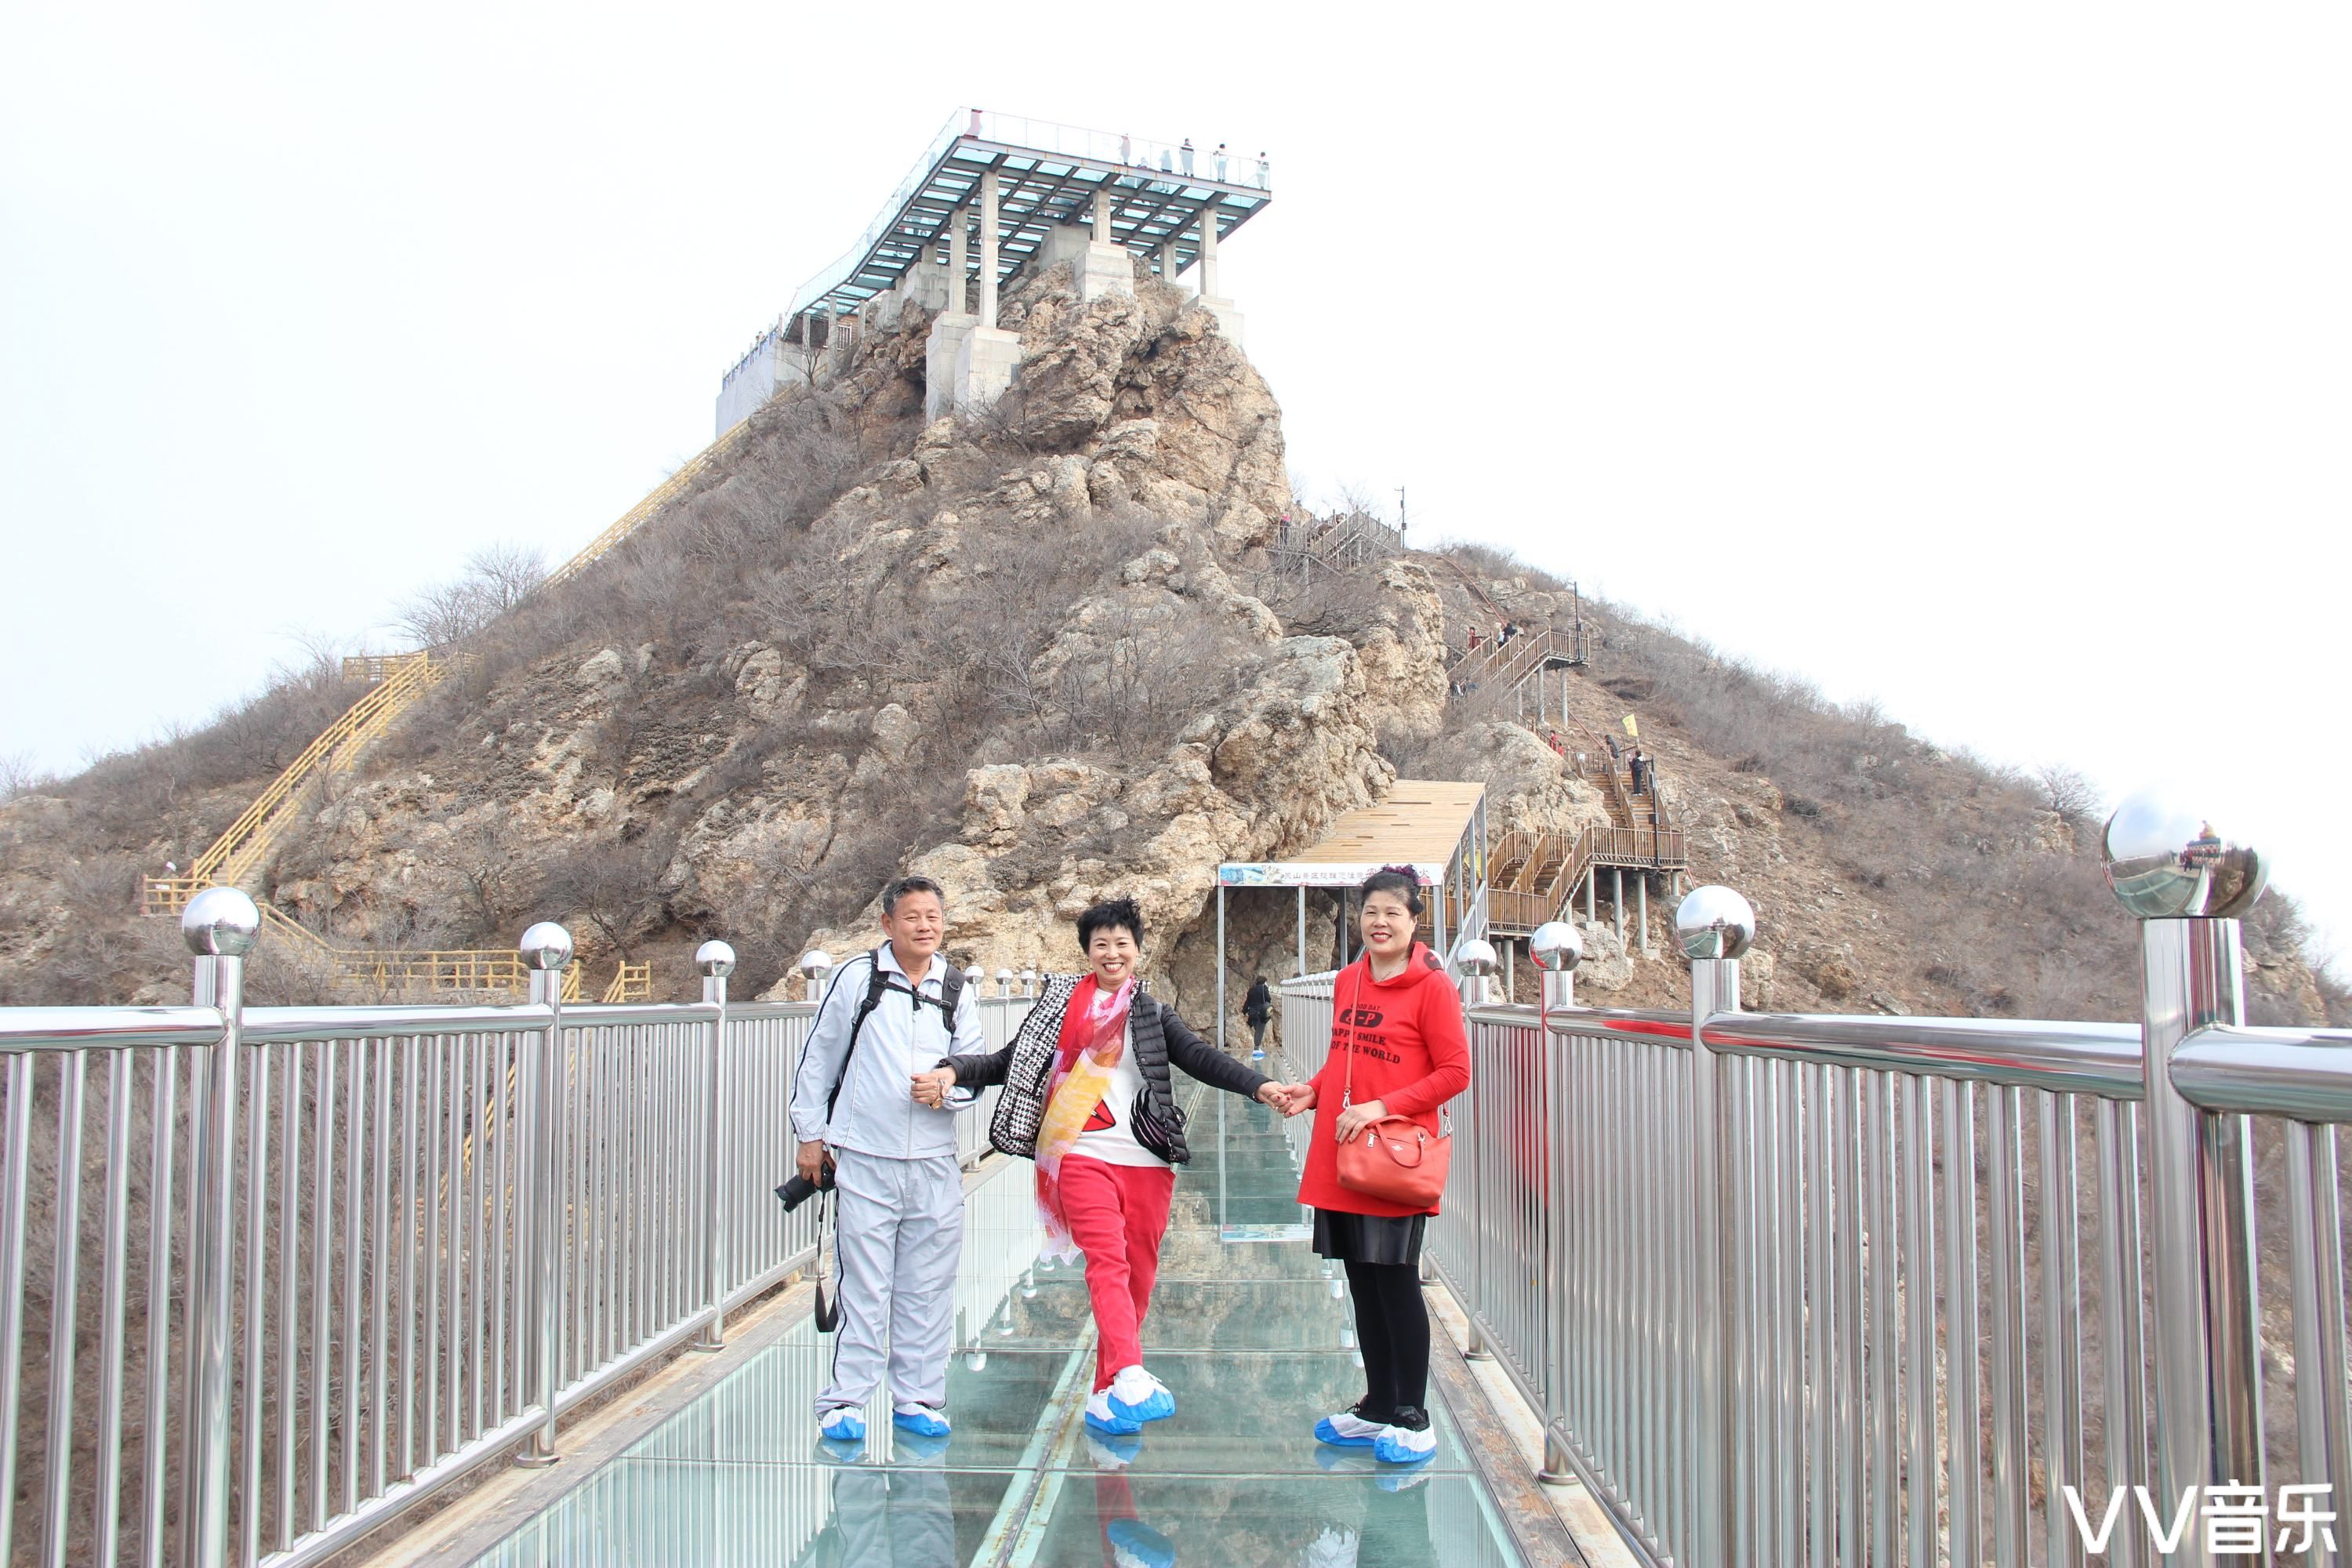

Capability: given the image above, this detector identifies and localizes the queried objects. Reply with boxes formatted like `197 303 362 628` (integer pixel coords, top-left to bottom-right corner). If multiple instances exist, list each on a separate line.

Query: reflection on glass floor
470 1091 1526 1567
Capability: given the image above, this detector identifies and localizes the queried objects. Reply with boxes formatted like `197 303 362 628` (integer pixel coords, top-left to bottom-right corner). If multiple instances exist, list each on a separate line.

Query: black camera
774 1167 833 1212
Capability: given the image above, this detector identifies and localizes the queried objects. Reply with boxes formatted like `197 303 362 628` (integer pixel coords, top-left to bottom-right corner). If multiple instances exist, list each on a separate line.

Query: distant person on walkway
790 875 984 1446
1606 735 1621 761
1181 138 1195 176
1214 142 1229 180
1546 730 1566 757
916 898 1302 1439
1256 151 1271 188
1500 620 1519 645
1630 750 1649 795
1284 866 1471 1467
1244 975 1273 1058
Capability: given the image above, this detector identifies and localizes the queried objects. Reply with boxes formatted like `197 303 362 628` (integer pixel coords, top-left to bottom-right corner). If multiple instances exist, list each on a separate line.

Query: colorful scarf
1033 975 1135 1261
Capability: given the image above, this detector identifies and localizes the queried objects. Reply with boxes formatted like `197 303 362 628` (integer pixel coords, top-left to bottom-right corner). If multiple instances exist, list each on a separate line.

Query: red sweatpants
1058 1156 1177 1392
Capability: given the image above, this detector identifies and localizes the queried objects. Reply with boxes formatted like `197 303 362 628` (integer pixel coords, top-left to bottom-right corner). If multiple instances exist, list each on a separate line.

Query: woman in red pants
916 897 1298 1437
1288 866 1472 1466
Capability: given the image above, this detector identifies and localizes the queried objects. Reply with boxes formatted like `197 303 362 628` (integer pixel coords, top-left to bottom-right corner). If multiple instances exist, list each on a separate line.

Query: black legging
1344 1259 1432 1426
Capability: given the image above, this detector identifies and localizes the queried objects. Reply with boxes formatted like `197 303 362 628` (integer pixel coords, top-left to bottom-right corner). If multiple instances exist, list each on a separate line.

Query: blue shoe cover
1085 1404 1143 1437
1105 1518 1178 1568
1373 1428 1438 1465
1314 1410 1383 1448
891 1406 951 1439
1107 1372 1176 1425
818 1407 866 1442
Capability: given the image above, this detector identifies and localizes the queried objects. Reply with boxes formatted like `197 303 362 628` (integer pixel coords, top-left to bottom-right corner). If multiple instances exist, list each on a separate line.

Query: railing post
692 941 735 1352
2104 787 2269 1559
176 888 257 1568
1677 885 1753 1568
514 921 572 1467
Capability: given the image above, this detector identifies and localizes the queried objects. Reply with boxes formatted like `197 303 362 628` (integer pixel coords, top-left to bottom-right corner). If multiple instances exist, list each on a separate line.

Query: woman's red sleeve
1382 985 1472 1120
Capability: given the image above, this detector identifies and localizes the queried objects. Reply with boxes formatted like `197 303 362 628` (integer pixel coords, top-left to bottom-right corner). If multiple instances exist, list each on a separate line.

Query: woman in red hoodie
1288 865 1472 1465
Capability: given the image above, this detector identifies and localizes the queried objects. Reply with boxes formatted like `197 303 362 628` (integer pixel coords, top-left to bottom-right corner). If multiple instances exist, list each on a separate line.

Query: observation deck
719 109 1272 433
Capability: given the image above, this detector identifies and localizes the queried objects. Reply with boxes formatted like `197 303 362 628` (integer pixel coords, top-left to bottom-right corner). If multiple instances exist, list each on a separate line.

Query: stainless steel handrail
1699 1011 2145 1097
0 1007 224 1051
2170 1022 2352 1120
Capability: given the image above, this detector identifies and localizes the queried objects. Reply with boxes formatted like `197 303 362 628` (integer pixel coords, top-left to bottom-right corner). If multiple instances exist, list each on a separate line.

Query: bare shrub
539 837 673 959
1 751 56 800
394 543 548 648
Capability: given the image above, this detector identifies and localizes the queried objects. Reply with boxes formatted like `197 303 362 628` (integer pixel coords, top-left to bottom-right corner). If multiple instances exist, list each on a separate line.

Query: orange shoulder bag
1333 970 1452 1209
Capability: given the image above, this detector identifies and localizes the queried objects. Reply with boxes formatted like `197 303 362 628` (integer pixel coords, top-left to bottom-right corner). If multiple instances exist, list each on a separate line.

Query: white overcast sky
3 5 2345 971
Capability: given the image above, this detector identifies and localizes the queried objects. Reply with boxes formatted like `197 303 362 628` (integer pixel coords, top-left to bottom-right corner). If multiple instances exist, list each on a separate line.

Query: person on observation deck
915 897 1303 1439
1286 866 1472 1467
789 874 984 1446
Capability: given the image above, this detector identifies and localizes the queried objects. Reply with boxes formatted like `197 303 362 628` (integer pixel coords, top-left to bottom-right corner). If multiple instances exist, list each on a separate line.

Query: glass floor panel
468 1081 1528 1566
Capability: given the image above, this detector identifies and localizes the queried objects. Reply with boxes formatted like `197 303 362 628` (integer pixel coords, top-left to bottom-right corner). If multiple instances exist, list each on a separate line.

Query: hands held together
1256 1080 1316 1118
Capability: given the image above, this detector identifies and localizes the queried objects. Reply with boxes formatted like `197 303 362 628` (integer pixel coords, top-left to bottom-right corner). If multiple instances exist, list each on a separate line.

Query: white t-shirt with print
1070 1018 1171 1170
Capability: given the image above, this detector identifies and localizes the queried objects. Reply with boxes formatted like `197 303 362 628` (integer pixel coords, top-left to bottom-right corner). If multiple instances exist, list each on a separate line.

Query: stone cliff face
243 265 1423 1020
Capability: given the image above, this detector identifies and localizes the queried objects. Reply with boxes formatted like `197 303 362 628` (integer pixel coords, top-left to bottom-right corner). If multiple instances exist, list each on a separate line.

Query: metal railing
1283 805 2352 1568
0 892 1018 1568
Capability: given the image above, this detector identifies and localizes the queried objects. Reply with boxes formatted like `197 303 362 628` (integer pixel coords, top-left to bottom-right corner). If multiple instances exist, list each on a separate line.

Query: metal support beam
978 169 1000 328
1296 886 1307 980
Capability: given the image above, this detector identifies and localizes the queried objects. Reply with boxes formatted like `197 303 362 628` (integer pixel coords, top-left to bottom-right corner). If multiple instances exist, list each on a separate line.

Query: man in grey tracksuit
789 875 985 1441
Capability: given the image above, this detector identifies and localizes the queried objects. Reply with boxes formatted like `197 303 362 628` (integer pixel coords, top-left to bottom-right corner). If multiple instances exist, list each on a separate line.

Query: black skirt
1312 1207 1427 1266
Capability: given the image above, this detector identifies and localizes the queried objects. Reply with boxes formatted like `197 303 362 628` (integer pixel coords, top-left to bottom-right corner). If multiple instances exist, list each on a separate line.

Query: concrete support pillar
1157 241 1178 281
1191 201 1243 342
947 205 967 315
926 171 1020 417
1586 870 1596 924
978 169 1000 329
1076 187 1133 302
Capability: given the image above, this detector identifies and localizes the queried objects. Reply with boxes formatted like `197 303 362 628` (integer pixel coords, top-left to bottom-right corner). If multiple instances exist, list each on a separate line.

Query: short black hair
1356 865 1426 916
1076 897 1145 951
880 874 946 916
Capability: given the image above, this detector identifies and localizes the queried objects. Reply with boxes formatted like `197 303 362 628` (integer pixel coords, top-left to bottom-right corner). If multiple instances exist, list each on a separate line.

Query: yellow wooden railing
143 652 453 915
539 425 751 593
601 961 652 1003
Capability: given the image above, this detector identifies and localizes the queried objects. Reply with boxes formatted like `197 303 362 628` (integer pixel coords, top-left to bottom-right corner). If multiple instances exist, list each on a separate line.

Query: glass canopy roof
784 108 1272 322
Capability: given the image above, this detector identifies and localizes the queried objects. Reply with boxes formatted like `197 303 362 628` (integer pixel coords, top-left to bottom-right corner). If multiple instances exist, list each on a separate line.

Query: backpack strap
826 948 895 1120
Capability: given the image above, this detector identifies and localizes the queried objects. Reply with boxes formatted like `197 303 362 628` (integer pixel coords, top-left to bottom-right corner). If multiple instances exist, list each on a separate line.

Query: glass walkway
467 1089 1529 1566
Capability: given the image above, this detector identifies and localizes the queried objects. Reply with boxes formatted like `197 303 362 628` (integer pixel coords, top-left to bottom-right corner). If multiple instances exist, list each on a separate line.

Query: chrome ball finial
1530 920 1583 973
180 887 261 957
695 940 737 978
2102 783 2269 919
1455 938 1499 978
1675 886 1755 961
798 949 835 980
518 923 575 971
